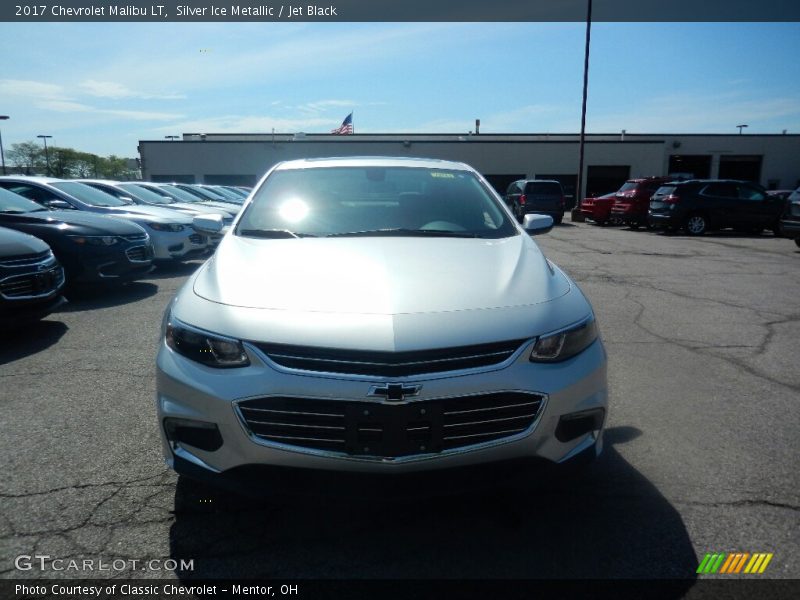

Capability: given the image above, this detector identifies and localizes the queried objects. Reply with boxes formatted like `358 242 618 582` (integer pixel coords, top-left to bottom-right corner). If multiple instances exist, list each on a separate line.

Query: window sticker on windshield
430 172 455 179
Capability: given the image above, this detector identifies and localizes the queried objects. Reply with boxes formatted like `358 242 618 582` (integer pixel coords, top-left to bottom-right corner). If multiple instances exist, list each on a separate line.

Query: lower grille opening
237 392 544 459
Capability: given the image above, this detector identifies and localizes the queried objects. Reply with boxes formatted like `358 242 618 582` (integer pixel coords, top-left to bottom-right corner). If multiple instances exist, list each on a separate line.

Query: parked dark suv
610 176 672 229
648 180 784 236
504 180 565 224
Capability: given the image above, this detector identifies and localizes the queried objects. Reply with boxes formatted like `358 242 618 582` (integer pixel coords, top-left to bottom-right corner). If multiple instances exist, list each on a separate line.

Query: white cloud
80 79 185 100
0 79 65 98
152 114 335 134
587 93 800 133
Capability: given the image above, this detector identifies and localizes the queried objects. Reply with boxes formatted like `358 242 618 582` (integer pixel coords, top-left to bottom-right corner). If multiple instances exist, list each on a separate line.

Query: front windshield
51 181 127 207
119 183 175 205
236 166 517 239
155 184 207 203
0 187 48 213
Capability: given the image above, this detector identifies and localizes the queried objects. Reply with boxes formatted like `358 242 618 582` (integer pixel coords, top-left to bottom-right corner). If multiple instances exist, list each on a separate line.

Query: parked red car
610 177 672 229
579 193 617 225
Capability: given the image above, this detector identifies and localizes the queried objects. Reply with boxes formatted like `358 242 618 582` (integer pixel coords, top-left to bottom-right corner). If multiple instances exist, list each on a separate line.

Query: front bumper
156 336 608 481
148 229 208 260
780 218 800 238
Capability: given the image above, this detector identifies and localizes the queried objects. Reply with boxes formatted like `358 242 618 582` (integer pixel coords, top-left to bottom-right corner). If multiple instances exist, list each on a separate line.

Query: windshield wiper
327 228 480 238
238 228 315 239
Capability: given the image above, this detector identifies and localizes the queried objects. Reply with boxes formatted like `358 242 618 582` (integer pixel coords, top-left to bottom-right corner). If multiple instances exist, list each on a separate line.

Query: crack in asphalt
0 471 173 499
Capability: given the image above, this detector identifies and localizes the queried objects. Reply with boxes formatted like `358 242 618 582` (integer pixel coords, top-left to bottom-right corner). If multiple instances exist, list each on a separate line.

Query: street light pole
37 134 52 176
736 124 748 134
0 116 9 175
571 0 592 222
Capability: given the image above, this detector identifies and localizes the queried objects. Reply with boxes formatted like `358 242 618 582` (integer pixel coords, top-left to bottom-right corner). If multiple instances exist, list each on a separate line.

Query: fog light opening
163 418 223 452
555 408 605 443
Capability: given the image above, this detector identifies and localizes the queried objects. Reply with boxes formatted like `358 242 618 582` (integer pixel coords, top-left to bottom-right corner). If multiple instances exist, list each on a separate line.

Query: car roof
0 175 63 184
273 156 473 171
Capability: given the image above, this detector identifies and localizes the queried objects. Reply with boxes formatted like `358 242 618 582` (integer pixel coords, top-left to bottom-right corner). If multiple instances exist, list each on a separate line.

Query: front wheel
685 214 708 236
554 215 563 225
795 238 800 249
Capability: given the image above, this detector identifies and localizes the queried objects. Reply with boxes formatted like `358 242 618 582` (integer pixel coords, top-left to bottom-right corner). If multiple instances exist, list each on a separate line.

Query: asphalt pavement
1 222 798 586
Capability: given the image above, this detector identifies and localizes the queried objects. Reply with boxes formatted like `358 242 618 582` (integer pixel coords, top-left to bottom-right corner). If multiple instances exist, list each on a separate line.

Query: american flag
331 112 353 135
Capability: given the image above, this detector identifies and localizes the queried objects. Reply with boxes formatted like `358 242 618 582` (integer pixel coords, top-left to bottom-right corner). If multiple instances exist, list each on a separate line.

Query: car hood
169 203 235 218
175 235 590 350
194 235 569 314
92 205 192 224
5 210 147 235
0 226 51 257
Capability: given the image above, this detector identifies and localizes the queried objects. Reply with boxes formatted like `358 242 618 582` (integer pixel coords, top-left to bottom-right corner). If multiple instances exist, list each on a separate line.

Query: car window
0 183 64 205
0 186 49 212
50 181 127 207
618 182 638 193
701 183 737 198
238 167 517 238
737 185 766 201
152 184 203 203
119 183 175 204
652 186 677 198
524 181 562 196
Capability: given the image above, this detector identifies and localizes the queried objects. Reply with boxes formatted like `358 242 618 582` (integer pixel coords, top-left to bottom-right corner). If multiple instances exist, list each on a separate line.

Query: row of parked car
0 176 251 328
578 176 800 245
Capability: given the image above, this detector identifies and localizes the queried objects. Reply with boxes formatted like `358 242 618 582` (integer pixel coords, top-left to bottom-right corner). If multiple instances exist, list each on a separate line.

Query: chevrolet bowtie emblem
368 383 422 402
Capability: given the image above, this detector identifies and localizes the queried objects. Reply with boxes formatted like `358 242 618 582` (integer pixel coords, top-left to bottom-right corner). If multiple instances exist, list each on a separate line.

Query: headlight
530 317 598 362
67 235 119 246
146 222 185 232
165 319 250 368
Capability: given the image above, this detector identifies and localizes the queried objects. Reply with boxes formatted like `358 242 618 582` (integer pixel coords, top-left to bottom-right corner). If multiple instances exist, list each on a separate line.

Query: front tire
795 238 800 249
685 213 708 236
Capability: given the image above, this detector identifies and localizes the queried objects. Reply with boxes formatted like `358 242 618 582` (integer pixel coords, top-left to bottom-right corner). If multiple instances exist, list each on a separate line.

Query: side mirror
523 213 554 236
193 214 224 235
119 196 136 205
46 199 72 210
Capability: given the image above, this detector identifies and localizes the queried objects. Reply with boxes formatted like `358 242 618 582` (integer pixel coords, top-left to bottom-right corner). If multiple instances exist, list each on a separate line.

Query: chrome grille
0 266 64 299
121 233 148 242
253 339 527 377
236 392 545 459
125 245 149 262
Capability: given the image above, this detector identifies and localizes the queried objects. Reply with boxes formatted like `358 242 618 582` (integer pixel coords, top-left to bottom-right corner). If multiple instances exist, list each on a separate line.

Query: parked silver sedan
156 157 607 489
0 176 208 261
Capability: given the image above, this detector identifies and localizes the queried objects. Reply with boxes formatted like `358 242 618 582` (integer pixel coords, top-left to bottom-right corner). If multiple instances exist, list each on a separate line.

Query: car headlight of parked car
67 235 119 246
146 222 185 232
165 318 250 368
530 316 598 362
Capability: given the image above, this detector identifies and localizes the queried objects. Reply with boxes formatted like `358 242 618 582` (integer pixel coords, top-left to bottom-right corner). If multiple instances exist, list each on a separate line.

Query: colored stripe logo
697 552 773 574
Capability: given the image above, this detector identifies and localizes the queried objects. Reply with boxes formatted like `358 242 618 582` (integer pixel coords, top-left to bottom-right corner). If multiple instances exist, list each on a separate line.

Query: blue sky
1 22 798 157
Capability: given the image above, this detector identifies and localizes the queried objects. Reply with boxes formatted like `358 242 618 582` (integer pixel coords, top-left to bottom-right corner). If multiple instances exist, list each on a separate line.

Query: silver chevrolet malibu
156 157 608 489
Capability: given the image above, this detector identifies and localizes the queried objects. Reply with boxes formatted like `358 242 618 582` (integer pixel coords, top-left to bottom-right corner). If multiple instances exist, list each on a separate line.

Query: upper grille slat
253 339 528 377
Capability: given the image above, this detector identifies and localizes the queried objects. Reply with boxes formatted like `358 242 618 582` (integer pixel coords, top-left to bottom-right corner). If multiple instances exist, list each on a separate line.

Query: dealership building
138 132 800 198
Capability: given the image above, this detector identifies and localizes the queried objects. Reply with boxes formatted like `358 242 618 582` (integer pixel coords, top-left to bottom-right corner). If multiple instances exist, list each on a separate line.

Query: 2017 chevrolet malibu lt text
156 158 608 493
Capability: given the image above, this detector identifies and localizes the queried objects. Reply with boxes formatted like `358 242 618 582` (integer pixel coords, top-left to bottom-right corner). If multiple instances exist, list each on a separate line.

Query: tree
6 142 45 174
5 140 139 179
